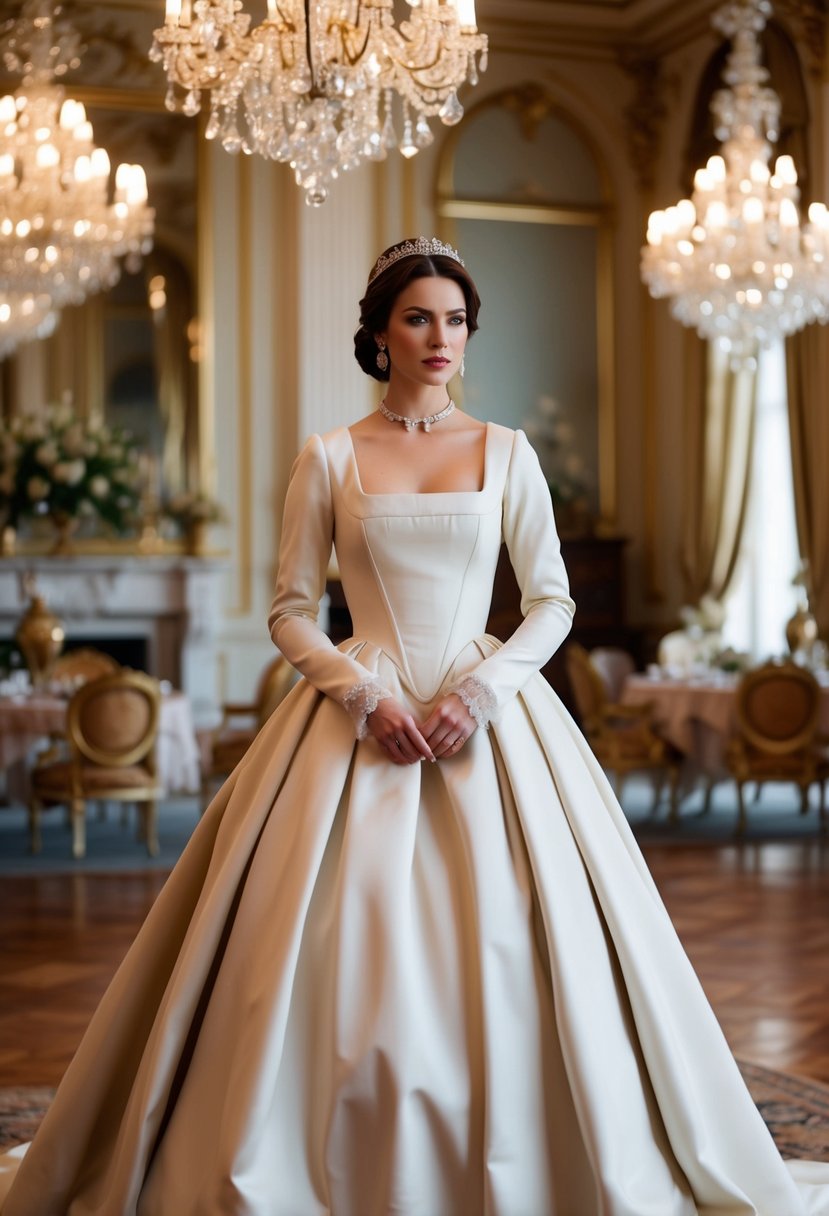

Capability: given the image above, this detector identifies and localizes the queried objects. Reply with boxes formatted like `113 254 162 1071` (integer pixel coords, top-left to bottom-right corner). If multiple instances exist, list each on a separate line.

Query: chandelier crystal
150 0 487 206
0 0 155 356
641 0 829 361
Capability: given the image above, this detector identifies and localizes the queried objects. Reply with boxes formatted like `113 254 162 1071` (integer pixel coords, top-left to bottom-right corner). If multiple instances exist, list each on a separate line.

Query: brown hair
354 240 481 382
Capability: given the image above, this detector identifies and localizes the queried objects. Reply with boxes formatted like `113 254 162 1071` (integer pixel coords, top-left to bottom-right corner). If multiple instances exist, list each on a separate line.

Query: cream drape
786 327 829 636
682 336 757 604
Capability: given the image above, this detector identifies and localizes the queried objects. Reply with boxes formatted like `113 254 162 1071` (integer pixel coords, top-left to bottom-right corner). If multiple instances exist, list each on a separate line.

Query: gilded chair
725 660 829 834
29 670 164 859
202 656 296 801
565 642 681 818
589 646 636 703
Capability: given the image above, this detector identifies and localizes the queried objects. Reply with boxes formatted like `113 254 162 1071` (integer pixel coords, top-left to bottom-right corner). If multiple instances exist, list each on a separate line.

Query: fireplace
0 554 226 722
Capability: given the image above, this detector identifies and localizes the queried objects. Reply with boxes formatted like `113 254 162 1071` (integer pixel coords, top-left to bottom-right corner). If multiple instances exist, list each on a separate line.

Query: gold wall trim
273 163 300 584
441 199 607 227
403 155 416 239
596 224 617 534
196 117 215 495
228 154 254 618
641 290 663 600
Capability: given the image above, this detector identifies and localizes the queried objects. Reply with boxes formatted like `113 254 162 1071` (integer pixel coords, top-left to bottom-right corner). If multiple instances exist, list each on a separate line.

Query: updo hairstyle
354 241 481 382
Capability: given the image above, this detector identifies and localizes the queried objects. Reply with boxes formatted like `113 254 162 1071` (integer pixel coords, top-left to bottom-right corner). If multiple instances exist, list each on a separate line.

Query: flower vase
50 512 79 556
15 593 65 687
785 604 818 656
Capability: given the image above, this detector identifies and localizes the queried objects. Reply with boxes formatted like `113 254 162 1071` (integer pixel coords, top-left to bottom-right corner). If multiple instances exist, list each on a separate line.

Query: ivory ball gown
2 423 829 1215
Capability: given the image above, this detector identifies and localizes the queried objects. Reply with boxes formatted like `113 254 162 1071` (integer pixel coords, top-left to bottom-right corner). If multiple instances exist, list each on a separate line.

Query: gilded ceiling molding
617 51 668 194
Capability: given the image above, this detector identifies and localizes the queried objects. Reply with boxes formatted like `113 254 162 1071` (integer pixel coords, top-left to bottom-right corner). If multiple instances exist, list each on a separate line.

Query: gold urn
15 591 66 687
785 603 819 656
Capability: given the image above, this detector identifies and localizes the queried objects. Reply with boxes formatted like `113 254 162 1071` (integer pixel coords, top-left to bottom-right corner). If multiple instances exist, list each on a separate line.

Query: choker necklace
379 399 455 433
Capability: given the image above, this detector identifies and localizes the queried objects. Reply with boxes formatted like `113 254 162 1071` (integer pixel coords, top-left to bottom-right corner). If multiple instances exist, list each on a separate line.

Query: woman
3 236 829 1214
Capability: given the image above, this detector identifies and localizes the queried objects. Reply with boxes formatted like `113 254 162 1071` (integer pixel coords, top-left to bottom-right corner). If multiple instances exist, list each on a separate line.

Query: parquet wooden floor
0 841 828 1088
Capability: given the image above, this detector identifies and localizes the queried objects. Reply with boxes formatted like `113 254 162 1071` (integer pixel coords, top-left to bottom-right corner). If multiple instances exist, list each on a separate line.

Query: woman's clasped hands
367 694 476 765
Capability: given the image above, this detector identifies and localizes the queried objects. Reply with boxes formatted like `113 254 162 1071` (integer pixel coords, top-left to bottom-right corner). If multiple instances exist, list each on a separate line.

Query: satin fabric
3 423 829 1215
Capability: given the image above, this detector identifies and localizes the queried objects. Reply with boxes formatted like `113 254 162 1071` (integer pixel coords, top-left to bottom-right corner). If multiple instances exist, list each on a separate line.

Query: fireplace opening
61 636 150 672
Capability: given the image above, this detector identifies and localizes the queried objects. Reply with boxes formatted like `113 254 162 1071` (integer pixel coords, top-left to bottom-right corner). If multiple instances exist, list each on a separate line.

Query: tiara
368 237 464 283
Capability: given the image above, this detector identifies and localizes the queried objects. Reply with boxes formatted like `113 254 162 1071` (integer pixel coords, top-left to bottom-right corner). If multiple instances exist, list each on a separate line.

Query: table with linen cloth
0 689 201 804
621 671 829 780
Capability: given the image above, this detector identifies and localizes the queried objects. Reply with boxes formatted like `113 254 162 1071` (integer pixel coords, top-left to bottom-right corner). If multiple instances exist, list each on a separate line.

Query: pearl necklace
378 398 455 433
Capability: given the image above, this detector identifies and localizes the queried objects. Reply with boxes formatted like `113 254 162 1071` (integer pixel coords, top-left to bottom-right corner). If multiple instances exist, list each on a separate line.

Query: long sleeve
453 429 575 724
268 434 391 733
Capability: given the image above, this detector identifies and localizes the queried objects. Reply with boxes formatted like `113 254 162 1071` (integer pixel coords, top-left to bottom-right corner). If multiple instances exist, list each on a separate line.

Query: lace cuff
449 673 498 731
342 677 393 740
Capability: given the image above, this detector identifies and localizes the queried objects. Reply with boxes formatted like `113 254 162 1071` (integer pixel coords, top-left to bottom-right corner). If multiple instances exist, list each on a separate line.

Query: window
721 339 800 659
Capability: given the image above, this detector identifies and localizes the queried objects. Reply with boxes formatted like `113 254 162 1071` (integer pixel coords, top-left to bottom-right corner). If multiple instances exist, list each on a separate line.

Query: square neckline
345 420 492 498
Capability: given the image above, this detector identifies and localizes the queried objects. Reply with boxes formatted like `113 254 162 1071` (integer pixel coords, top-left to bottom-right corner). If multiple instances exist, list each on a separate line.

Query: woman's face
378 275 468 390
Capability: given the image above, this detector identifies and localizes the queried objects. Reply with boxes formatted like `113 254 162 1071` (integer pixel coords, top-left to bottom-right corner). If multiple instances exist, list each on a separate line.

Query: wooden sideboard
326 535 637 713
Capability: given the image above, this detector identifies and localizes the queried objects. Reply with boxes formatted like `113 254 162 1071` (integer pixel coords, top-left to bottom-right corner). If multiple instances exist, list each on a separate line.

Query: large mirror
436 84 616 535
0 2 202 505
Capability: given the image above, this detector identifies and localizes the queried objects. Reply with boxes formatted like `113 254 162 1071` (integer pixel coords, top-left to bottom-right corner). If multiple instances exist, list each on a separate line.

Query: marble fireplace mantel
0 554 226 723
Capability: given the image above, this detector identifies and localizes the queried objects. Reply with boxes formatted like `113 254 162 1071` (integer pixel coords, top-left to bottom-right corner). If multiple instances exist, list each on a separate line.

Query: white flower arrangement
679 594 727 634
0 400 142 533
523 394 591 508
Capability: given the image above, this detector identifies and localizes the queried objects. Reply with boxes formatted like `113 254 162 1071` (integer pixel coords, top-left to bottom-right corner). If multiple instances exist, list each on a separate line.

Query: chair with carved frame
725 660 829 835
565 642 682 819
29 670 164 859
202 656 296 804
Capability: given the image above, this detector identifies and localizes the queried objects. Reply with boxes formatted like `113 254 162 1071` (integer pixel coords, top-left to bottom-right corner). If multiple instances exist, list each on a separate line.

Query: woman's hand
420 694 477 759
366 697 436 765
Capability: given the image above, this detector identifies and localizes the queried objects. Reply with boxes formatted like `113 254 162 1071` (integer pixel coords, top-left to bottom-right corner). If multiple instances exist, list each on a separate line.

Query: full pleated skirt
3 648 829 1215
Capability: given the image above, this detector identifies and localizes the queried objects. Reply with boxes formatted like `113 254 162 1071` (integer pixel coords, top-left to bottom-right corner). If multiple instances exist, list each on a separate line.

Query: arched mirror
0 5 203 512
437 84 616 533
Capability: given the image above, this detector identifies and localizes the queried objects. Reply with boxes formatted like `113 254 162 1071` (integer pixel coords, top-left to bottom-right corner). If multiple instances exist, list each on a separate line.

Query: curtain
682 337 757 604
786 327 829 636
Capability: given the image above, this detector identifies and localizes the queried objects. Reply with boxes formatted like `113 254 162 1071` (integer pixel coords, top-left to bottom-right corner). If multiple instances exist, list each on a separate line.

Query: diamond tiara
368 237 465 284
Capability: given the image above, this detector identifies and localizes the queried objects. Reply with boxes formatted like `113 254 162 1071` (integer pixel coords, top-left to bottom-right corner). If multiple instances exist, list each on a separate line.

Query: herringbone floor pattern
0 842 827 1087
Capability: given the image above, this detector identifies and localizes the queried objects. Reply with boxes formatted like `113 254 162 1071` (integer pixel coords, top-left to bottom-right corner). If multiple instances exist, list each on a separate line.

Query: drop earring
376 340 389 372
460 353 466 378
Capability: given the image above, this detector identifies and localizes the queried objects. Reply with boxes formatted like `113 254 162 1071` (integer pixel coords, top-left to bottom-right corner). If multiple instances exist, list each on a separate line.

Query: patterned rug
1 1061 827 1160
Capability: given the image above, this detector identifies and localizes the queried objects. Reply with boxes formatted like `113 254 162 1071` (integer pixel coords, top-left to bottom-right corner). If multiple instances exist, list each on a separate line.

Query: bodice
324 424 509 701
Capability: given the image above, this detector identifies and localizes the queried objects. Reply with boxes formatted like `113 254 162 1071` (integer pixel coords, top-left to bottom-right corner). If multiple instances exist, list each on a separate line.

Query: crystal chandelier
641 0 829 362
150 0 487 206
0 0 155 356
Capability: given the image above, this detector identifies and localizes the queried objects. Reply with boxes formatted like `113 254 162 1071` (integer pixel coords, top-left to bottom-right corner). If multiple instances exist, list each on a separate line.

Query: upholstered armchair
725 660 829 834
29 670 163 859
565 642 681 818
202 656 296 801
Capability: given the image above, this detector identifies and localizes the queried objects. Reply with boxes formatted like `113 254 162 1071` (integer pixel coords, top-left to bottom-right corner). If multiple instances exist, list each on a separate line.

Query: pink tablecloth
0 691 201 802
622 673 829 776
